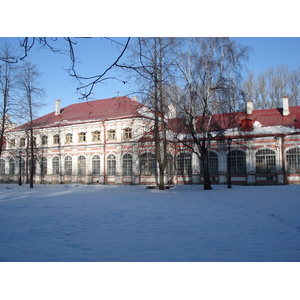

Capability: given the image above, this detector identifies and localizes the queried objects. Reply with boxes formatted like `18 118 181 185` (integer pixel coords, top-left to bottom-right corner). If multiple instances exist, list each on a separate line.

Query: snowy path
0 184 300 262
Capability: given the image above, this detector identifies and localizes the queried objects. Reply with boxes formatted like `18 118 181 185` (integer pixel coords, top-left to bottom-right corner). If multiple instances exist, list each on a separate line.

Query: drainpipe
102 119 107 185
281 135 287 185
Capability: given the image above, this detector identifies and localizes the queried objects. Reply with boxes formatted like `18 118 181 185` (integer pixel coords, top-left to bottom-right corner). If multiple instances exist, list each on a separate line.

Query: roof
14 96 147 130
168 106 300 134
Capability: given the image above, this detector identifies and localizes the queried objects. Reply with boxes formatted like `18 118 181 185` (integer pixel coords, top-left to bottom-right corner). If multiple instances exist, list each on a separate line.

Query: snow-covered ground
1 183 300 262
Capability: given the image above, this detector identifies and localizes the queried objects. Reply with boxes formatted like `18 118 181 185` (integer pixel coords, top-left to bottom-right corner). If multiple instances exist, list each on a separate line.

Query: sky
1 37 300 120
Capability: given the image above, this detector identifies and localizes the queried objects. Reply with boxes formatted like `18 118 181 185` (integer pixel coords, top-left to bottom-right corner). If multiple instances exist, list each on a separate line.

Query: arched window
256 148 276 174
177 152 192 176
28 158 36 175
52 157 60 175
40 157 47 176
65 156 72 175
78 132 86 143
286 148 300 174
208 151 219 174
166 153 175 175
122 153 133 175
228 149 246 174
140 152 156 176
66 133 73 144
9 158 15 175
0 159 5 175
78 155 86 175
107 154 116 175
92 155 101 175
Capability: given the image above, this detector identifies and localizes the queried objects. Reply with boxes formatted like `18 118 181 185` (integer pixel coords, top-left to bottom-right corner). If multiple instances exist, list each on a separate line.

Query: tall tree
119 37 180 190
174 37 249 190
17 61 45 188
0 43 18 158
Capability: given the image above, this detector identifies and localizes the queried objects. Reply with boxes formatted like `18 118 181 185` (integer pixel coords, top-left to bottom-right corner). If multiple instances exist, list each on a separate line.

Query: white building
1 96 300 185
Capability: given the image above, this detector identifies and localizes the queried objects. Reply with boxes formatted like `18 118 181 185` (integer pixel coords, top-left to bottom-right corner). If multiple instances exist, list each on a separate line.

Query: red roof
168 106 300 133
14 96 147 130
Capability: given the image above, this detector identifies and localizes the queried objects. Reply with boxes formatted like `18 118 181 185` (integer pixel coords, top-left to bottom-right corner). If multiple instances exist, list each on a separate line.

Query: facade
1 96 300 185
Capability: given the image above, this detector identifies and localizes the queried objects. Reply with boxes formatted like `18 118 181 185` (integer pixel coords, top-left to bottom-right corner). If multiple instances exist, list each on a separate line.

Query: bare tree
119 37 180 190
0 43 18 158
174 37 249 190
17 61 45 188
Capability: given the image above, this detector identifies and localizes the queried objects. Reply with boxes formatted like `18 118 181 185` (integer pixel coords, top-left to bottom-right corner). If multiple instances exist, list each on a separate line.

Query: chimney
246 100 254 115
55 99 61 115
282 96 290 116
133 96 138 102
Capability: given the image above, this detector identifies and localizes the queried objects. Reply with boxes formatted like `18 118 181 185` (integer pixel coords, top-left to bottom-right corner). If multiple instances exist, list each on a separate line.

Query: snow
1 183 300 262
1 183 300 300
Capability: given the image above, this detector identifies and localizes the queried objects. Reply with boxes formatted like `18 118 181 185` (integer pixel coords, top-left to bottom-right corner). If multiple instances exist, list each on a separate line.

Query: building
1 96 300 185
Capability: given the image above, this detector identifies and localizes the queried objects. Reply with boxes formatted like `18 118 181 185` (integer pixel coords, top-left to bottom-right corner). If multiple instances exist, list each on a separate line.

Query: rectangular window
123 128 132 140
107 130 116 141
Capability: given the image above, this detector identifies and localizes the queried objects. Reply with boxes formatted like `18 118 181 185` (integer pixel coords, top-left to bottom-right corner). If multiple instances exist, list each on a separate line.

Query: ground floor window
65 156 72 175
107 154 116 175
286 148 300 173
92 155 101 175
177 152 192 176
9 158 15 175
78 155 86 175
52 157 60 175
122 153 133 175
228 149 246 174
0 159 5 175
256 148 276 174
140 152 156 176
40 157 47 175
208 151 218 174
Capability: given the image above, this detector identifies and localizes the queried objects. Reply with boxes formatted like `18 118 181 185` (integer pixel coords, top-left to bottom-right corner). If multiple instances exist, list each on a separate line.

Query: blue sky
1 37 300 118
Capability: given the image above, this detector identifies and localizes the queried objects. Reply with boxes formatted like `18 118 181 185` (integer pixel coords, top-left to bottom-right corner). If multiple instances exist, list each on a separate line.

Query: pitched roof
14 96 147 130
168 106 300 134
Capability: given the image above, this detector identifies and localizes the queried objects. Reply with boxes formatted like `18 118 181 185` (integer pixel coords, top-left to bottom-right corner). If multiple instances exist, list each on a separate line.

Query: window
177 152 192 176
31 137 36 147
10 139 15 148
9 158 15 175
140 152 156 176
228 149 246 174
28 158 36 175
92 131 101 142
52 157 60 175
78 155 86 175
208 151 218 174
65 156 72 175
42 135 48 145
107 154 116 175
20 158 25 175
78 132 86 143
20 137 26 147
92 155 101 175
122 153 133 175
0 159 5 175
123 128 132 140
256 148 276 174
66 133 73 144
166 153 174 175
40 157 47 176
286 148 300 174
107 129 116 141
53 134 60 144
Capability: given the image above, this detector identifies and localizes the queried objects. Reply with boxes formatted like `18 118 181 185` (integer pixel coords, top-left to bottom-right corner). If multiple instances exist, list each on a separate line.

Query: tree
119 37 180 190
0 43 18 158
174 37 249 190
17 61 45 188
